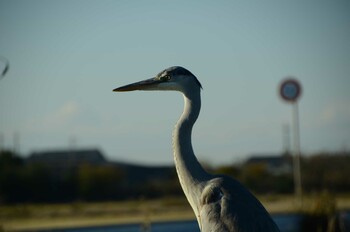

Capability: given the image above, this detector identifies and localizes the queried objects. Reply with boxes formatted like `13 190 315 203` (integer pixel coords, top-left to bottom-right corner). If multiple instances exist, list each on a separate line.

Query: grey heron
113 66 280 232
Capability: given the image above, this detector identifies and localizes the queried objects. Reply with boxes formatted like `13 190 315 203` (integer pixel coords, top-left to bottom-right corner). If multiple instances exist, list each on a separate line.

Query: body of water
36 212 350 232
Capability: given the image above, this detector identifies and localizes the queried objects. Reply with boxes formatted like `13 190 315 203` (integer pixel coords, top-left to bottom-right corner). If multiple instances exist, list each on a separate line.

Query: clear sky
0 0 349 166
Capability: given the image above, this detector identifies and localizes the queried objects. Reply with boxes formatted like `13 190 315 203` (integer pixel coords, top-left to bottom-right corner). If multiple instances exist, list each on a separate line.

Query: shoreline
2 195 350 231
2 210 196 231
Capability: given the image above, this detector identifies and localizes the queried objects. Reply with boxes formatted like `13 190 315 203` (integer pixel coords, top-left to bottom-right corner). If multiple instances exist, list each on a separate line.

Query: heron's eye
161 75 171 81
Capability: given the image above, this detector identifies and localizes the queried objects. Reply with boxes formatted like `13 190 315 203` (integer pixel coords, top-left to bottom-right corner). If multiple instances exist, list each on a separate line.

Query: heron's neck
173 89 210 213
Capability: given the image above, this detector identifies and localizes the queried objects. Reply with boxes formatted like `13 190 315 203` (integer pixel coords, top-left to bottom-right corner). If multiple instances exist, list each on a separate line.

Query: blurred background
0 1 349 231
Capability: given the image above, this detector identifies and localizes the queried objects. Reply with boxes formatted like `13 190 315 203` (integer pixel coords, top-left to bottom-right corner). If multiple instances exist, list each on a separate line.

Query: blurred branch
0 56 10 79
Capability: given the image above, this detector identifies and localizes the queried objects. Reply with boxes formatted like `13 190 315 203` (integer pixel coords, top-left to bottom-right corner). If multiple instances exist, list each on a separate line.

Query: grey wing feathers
199 176 280 232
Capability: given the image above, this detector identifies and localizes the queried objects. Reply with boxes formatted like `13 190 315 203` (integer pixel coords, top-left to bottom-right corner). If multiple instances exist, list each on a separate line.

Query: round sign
279 78 302 102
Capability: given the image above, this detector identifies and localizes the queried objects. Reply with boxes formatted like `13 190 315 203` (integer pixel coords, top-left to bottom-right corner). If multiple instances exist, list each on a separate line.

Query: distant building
26 148 175 182
245 154 292 175
27 149 107 169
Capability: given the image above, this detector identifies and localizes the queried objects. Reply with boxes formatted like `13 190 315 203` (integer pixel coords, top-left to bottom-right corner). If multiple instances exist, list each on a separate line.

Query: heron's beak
113 77 162 92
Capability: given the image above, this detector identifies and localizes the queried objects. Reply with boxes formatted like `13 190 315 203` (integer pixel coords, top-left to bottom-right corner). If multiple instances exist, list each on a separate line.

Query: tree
77 164 124 201
0 150 25 203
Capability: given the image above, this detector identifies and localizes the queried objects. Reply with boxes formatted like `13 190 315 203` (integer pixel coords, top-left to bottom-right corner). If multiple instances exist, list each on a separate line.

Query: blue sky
0 0 349 165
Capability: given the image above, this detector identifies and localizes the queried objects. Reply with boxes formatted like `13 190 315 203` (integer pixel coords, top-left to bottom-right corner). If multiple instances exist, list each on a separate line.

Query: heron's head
113 66 202 93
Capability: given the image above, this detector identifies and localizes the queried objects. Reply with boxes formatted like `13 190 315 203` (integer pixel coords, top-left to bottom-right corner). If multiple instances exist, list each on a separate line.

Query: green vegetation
0 150 181 203
0 198 193 231
1 150 350 204
302 153 350 192
1 195 350 231
1 150 350 231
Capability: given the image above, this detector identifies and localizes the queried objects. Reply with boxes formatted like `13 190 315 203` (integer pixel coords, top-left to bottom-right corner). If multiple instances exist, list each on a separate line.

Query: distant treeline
0 150 349 204
213 152 350 194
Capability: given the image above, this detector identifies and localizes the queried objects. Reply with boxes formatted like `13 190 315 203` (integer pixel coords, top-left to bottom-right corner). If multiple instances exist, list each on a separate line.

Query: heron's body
114 66 280 232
